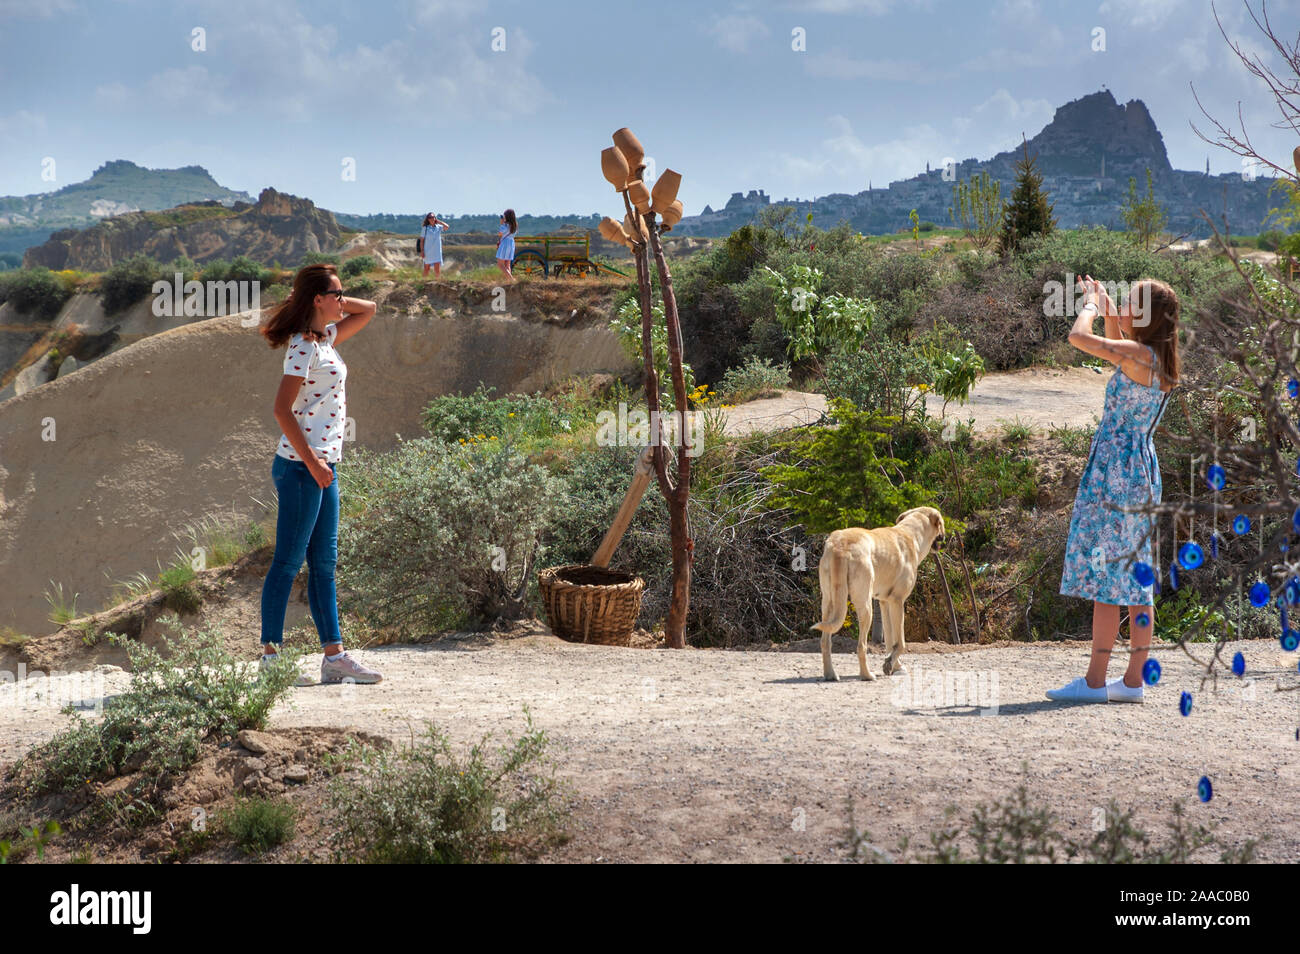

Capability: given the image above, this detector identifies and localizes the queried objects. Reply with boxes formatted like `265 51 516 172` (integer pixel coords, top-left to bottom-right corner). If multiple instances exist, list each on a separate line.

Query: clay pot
601 147 630 191
627 179 651 213
624 212 648 242
651 170 681 213
612 128 644 169
660 200 683 227
1294 145 1300 176
598 217 623 242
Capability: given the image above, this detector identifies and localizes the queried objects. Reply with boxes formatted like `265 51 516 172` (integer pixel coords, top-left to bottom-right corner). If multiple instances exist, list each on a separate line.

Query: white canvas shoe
1045 676 1108 703
1106 677 1145 703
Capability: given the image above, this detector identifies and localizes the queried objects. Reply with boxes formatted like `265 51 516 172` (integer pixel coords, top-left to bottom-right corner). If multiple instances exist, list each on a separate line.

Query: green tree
948 171 1006 250
1120 167 1168 250
998 141 1057 256
760 397 930 533
759 264 876 362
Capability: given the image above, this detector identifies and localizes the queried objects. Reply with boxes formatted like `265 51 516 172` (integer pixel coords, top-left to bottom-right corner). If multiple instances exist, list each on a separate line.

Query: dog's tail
811 542 849 635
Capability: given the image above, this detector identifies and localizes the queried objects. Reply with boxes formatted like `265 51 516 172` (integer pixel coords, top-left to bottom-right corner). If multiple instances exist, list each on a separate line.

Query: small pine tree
1120 167 1168 250
997 140 1057 255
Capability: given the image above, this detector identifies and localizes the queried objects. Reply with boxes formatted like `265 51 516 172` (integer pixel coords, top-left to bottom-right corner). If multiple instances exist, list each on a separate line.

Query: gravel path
5 636 1295 862
726 366 1109 439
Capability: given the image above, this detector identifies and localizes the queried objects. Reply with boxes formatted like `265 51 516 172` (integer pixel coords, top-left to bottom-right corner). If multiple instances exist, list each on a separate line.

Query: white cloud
791 0 901 13
0 0 77 18
88 1 551 123
1097 0 1190 29
774 114 944 187
706 14 772 53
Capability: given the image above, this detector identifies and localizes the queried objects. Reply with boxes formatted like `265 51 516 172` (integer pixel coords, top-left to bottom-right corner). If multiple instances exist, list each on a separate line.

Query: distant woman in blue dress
420 212 449 279
495 208 517 283
1048 276 1180 705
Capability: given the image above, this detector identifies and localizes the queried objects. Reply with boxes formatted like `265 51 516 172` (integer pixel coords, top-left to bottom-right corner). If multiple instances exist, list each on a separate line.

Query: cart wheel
513 250 547 278
566 258 600 277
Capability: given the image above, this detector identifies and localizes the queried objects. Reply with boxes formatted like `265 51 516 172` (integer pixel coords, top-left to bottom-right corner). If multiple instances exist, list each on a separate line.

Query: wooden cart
512 234 627 279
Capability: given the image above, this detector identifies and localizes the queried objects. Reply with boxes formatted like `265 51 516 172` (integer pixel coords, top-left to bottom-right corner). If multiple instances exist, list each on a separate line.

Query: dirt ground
727 365 1109 438
4 632 1296 863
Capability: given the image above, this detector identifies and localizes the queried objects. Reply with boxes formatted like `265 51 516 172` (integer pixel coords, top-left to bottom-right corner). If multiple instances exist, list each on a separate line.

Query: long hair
422 212 436 229
1128 278 1180 389
260 263 337 348
503 208 518 235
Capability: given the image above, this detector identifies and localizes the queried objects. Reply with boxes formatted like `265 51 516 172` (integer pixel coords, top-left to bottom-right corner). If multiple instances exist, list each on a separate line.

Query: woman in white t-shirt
258 263 383 685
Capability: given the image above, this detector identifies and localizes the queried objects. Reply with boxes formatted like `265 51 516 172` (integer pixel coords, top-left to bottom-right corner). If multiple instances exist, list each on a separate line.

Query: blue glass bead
1142 658 1161 685
1178 542 1203 570
1206 464 1226 491
1290 378 1299 399
1233 515 1251 535
1179 691 1193 716
1249 581 1271 607
1198 776 1213 802
1136 612 1151 627
1232 651 1245 676
1169 563 1180 590
1132 562 1155 587
1210 533 1220 559
1287 578 1300 605
1282 629 1299 652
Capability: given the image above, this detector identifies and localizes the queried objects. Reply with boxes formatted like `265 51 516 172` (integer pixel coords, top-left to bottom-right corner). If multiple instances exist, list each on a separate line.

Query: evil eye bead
1179 691 1193 716
1136 612 1151 627
1290 378 1299 399
1288 578 1300 605
1178 542 1203 570
1142 658 1161 685
1282 629 1299 652
1233 515 1251 535
1198 776 1213 802
1132 562 1155 587
1249 581 1271 608
1169 563 1180 590
1210 532 1221 559
1232 651 1246 676
1206 464 1226 491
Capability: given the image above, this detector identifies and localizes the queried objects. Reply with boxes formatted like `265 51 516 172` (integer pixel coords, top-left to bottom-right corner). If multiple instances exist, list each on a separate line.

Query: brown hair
502 209 518 235
259 263 338 349
1128 278 1180 390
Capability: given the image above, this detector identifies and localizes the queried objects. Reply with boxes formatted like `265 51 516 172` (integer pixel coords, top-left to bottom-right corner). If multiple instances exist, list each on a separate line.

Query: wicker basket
539 564 645 647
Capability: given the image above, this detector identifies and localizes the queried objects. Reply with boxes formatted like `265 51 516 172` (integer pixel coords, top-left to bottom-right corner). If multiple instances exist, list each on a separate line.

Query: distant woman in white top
496 208 518 283
257 263 383 685
420 212 450 278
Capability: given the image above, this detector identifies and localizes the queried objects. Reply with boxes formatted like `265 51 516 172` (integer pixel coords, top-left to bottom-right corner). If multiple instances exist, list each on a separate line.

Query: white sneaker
1045 676 1108 703
1106 677 1145 703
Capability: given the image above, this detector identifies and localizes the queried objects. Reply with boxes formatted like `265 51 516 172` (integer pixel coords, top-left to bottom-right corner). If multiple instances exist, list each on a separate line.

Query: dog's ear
931 511 944 535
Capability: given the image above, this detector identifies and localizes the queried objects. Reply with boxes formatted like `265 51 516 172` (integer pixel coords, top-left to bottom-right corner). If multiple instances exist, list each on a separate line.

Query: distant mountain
676 90 1281 239
23 188 338 271
0 160 252 256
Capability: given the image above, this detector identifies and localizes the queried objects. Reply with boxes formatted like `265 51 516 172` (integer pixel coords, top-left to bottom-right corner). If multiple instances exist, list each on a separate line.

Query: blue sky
0 0 1296 217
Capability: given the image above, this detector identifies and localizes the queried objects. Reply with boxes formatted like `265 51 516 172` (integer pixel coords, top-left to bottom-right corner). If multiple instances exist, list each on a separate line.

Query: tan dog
811 506 946 681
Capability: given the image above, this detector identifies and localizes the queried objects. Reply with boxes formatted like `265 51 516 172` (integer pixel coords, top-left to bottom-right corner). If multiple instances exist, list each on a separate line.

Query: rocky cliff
678 90 1277 239
23 187 339 270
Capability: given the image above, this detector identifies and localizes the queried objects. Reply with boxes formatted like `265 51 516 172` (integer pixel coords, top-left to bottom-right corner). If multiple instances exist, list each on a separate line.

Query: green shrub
610 298 696 411
716 356 791 403
327 712 565 863
346 275 376 296
761 398 931 533
223 797 296 855
11 616 302 802
299 252 341 268
337 436 562 634
99 254 163 314
158 563 202 614
0 268 73 317
848 781 1259 863
420 383 564 445
340 255 377 278
823 336 933 425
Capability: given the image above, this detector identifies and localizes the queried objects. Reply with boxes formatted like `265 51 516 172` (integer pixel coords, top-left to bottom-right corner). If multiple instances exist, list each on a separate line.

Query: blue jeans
260 454 341 648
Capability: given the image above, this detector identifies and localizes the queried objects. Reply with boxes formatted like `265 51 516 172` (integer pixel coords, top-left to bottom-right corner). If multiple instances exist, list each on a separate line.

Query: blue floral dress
1059 344 1173 605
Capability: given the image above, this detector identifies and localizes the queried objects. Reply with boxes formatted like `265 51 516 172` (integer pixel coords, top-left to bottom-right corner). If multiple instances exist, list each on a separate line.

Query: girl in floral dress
1049 276 1180 704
